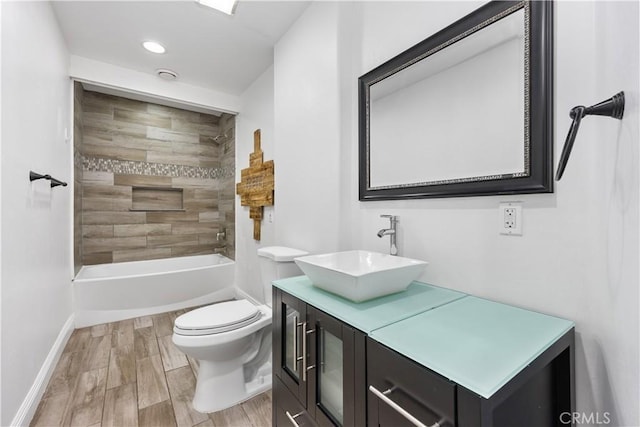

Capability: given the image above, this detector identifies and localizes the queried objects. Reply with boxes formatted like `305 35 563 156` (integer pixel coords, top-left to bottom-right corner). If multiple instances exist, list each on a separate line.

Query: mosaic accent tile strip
82 156 234 180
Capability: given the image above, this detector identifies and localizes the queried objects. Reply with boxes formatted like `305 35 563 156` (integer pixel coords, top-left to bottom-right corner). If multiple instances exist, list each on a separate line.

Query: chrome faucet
216 228 226 241
377 215 398 256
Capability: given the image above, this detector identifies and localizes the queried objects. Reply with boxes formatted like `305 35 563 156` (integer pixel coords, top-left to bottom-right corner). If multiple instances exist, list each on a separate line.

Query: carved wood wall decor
236 129 274 240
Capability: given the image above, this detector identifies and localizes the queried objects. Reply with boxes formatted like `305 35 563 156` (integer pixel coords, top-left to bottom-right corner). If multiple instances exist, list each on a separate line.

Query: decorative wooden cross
236 129 274 240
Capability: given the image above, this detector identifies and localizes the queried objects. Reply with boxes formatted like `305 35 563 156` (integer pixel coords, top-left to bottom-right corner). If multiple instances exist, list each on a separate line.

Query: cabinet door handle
301 321 308 381
369 385 444 427
293 316 299 364
285 410 303 427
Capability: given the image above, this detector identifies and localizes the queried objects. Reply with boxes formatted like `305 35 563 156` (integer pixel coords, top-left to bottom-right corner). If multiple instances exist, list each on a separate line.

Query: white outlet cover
499 202 522 236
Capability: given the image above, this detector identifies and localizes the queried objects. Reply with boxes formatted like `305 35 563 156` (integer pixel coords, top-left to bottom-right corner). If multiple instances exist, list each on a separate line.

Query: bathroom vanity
272 276 574 427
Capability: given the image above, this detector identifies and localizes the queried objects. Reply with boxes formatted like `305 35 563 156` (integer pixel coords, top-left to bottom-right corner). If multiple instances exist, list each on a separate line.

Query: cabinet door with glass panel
274 289 309 405
307 306 365 427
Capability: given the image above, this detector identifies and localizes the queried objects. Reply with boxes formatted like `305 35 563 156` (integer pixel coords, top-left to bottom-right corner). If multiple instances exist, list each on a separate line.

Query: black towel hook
555 91 625 180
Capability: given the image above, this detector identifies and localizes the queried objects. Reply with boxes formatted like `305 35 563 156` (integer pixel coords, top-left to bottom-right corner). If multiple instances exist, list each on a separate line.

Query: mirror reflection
369 8 526 188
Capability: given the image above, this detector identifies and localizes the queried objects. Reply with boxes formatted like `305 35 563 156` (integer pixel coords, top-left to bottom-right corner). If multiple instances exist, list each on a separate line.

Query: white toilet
172 246 308 413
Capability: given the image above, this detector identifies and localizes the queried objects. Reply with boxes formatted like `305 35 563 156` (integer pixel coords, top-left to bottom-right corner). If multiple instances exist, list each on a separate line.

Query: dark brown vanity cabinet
273 288 367 427
367 333 575 427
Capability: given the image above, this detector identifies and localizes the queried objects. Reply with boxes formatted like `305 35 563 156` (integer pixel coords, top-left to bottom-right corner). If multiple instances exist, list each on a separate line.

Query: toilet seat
174 299 262 336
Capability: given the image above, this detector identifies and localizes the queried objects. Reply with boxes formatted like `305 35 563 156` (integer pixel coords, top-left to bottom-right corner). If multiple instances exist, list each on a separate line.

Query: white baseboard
11 314 75 427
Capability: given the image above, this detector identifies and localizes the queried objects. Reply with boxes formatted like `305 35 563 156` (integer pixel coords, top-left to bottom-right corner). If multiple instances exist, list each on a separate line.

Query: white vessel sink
294 250 428 302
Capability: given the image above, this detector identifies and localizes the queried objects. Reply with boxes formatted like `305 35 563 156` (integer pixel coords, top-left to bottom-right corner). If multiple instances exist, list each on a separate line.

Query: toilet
172 246 308 413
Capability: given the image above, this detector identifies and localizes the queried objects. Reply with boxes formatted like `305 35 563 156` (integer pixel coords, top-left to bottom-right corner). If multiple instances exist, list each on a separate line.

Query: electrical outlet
499 202 522 236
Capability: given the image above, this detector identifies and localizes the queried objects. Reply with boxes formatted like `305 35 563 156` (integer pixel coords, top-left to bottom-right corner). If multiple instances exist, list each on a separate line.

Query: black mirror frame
358 0 553 201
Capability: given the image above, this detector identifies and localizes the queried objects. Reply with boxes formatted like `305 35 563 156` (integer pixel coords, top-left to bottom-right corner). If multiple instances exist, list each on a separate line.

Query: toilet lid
174 299 262 336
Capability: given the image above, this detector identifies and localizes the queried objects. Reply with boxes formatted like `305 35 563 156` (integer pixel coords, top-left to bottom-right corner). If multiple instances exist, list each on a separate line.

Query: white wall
0 2 74 425
251 1 638 425
236 65 276 301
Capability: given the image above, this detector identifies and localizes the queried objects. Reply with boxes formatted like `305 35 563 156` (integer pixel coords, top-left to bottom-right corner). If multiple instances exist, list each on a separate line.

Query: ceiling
52 1 309 96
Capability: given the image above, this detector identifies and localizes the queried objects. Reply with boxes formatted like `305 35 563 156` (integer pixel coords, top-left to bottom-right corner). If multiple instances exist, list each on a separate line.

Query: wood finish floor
31 308 271 427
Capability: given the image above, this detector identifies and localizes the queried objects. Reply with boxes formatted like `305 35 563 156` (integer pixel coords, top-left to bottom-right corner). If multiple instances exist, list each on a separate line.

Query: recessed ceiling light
196 0 238 15
142 41 166 54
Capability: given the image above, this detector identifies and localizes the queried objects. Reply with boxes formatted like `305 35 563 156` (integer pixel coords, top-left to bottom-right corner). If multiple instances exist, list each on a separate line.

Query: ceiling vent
156 69 178 81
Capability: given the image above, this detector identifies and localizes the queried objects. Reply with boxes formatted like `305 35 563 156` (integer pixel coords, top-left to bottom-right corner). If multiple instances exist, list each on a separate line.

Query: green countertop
369 296 575 399
272 276 465 333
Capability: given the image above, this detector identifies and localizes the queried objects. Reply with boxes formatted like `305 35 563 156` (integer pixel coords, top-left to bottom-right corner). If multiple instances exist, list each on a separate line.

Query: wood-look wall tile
198 212 220 223
138 400 177 427
113 248 173 263
83 225 114 238
83 101 114 120
134 327 159 360
83 142 147 162
146 212 199 224
84 116 148 139
147 151 200 167
83 171 115 185
107 345 136 389
83 251 114 265
113 134 173 153
171 177 219 189
165 367 209 427
157 336 188 372
84 236 147 254
147 127 199 144
171 223 218 235
64 367 108 426
132 188 183 211
83 184 132 198
83 211 146 225
114 174 172 188
148 104 200 122
147 235 199 248
83 197 133 212
171 118 219 135
114 224 172 238
136 355 170 409
198 234 219 246
102 383 138 427
115 108 171 129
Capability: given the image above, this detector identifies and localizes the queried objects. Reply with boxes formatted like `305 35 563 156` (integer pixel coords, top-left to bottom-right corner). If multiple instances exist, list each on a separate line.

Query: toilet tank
258 246 308 307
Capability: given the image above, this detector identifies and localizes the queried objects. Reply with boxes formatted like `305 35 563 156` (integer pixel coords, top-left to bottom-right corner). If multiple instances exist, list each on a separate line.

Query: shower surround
75 88 235 265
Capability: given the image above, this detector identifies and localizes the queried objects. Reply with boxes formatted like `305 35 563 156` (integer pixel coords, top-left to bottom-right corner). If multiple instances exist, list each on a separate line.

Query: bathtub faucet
216 229 226 241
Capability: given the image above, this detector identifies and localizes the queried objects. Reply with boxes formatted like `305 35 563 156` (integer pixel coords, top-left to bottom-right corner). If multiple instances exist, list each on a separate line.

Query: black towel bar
29 171 68 188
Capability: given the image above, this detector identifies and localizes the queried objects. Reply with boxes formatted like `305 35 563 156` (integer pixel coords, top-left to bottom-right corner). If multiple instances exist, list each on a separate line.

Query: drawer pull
302 322 308 381
285 410 303 427
369 385 444 427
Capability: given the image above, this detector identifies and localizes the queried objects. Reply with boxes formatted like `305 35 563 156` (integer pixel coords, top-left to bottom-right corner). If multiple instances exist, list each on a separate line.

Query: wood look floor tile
158 336 188 372
166 367 209 427
81 335 112 371
30 392 70 427
139 401 177 427
187 355 199 378
112 319 135 348
137 355 170 409
64 367 108 426
43 351 83 398
153 314 175 337
102 383 138 427
209 405 253 427
107 345 136 389
32 308 273 427
135 327 160 360
241 392 272 427
134 316 154 330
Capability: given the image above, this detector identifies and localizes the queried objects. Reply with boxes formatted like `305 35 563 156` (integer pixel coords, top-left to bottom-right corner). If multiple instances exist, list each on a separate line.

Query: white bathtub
74 254 236 327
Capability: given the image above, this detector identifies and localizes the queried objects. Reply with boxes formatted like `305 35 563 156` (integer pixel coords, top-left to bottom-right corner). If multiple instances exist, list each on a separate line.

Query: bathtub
74 254 236 327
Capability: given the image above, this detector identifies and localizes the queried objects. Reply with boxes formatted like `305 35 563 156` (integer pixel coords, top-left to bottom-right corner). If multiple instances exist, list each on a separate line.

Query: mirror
359 1 553 200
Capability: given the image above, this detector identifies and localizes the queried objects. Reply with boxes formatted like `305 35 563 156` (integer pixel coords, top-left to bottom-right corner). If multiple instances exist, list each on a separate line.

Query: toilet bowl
172 246 308 413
